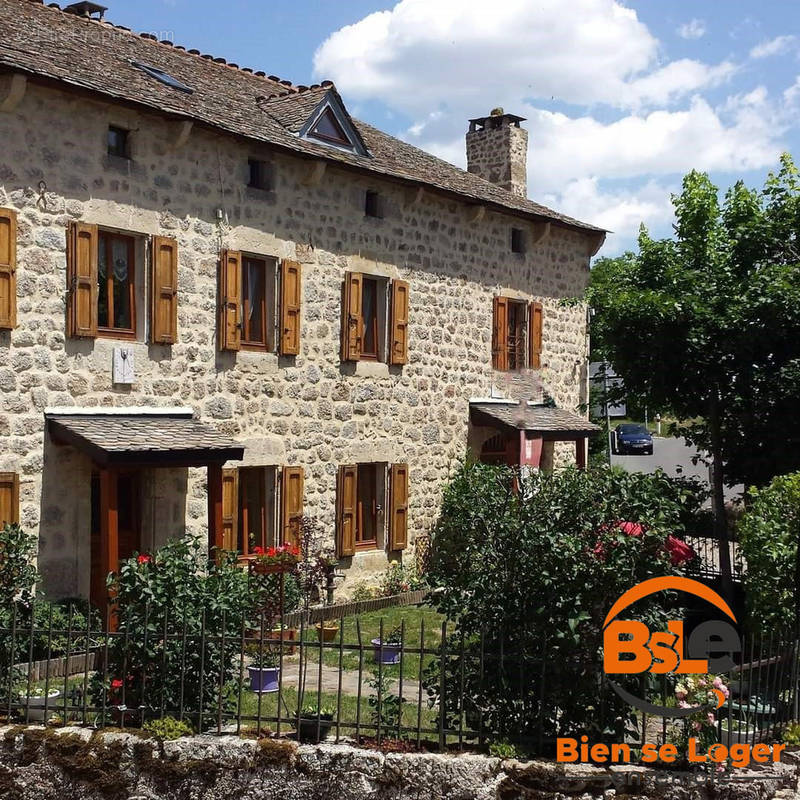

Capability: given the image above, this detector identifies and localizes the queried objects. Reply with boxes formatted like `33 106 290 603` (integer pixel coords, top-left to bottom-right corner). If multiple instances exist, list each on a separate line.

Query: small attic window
511 228 526 254
365 190 383 219
131 61 194 94
308 108 351 147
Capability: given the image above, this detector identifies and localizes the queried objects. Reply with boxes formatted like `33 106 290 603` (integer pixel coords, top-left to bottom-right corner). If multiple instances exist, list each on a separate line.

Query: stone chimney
466 108 528 198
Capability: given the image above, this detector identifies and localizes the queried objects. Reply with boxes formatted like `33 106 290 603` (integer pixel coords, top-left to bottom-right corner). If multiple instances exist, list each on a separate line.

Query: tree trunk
709 393 734 603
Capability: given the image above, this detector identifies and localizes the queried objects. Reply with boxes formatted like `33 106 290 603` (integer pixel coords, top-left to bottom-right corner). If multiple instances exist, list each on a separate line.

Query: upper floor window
107 126 130 159
340 272 408 365
511 228 526 254
218 251 301 356
492 296 543 371
365 190 383 219
247 158 272 191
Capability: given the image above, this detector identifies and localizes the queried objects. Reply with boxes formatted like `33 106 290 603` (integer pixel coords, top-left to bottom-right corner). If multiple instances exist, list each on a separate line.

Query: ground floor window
237 466 277 554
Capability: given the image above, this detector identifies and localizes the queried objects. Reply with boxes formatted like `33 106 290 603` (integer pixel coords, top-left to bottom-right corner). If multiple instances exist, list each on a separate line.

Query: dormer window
297 92 369 157
308 108 351 147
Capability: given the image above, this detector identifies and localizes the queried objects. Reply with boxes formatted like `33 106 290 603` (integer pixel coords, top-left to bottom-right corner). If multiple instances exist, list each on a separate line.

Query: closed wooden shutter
218 250 241 351
279 259 301 356
66 221 98 338
150 236 178 344
281 466 304 547
492 296 508 371
389 279 409 365
530 301 543 369
336 464 357 557
388 463 408 551
0 472 19 526
221 468 238 552
341 271 362 361
0 209 17 329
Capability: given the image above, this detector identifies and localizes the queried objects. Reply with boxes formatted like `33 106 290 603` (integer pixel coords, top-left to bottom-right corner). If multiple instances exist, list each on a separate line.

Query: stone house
0 0 603 609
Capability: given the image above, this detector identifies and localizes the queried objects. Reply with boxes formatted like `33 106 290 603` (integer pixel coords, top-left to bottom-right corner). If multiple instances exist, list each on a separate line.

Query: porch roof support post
576 438 587 470
98 467 118 628
207 463 223 560
519 430 543 468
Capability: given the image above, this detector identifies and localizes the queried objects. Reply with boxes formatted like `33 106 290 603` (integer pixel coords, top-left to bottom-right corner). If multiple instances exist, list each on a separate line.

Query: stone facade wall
0 81 592 599
466 123 529 198
1 728 798 800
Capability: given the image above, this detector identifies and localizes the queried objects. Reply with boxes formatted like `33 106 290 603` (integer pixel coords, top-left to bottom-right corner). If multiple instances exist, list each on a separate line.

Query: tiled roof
0 0 604 234
47 411 244 465
470 402 600 436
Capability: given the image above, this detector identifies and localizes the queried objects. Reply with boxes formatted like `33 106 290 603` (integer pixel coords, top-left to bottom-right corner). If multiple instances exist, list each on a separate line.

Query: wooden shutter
221 468 238 552
336 464 357 557
218 249 241 351
281 466 304 547
388 463 408 551
389 279 409 365
0 209 17 329
150 235 178 344
341 271 362 361
0 472 19 526
530 301 543 369
492 296 508 371
66 221 98 338
279 259 301 356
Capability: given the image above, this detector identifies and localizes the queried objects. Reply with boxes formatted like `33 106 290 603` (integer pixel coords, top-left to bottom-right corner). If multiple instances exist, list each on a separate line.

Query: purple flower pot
371 638 401 665
248 665 280 693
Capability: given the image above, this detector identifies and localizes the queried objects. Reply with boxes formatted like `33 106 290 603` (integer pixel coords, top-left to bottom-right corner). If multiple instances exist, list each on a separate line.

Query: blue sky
105 1 800 255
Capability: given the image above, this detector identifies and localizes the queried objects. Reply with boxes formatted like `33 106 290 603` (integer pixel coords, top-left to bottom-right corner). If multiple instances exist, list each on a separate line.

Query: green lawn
298 603 446 682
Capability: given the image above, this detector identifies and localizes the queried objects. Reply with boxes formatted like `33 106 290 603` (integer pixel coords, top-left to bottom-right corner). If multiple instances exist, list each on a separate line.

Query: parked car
613 424 653 455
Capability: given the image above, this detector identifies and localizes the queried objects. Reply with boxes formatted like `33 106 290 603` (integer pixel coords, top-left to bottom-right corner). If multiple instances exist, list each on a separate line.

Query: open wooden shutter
0 472 19 526
0 209 17 329
389 279 409 365
492 296 508 371
336 464 357 557
388 463 408 551
529 301 543 369
279 259 301 356
341 271 362 361
221 468 238 552
218 250 241 351
281 466 304 547
150 236 178 344
66 221 98 338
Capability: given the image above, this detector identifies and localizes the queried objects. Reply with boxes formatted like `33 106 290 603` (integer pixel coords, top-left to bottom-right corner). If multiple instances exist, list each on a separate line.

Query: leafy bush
425 461 703 746
781 722 800 746
0 524 38 605
143 716 194 740
738 472 800 631
349 581 380 602
89 538 252 724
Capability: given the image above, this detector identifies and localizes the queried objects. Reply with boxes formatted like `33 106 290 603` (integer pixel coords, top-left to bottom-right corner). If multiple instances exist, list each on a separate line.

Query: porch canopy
46 408 244 616
470 401 600 469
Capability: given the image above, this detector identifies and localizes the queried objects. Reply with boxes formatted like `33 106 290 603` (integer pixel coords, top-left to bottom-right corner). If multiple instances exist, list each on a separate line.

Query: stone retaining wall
1 726 798 800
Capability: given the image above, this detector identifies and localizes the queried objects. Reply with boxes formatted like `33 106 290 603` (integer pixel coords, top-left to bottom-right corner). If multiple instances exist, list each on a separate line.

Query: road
610 436 744 501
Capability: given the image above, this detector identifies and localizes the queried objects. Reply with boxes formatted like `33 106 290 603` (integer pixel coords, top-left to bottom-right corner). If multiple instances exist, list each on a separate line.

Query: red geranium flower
137 554 152 564
618 521 643 537
252 546 264 555
111 678 123 689
267 547 277 557
666 535 695 565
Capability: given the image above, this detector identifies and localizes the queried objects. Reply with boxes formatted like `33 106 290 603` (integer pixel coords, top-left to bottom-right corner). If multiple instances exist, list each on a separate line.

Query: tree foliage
588 155 800 491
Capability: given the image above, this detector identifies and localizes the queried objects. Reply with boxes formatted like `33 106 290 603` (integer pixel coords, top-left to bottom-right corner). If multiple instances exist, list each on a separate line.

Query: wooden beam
207 463 224 559
0 74 27 113
166 119 193 150
302 160 327 187
531 222 550 245
466 204 486 224
98 467 118 628
588 232 606 258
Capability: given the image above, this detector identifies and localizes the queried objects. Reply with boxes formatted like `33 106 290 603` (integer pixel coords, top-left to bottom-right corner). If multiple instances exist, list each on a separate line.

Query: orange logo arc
602 576 737 630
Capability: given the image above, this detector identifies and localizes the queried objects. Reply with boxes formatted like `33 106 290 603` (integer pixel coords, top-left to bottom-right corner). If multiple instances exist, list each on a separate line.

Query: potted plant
250 544 302 575
24 688 61 722
295 703 335 743
371 626 403 665
246 645 281 693
315 621 340 642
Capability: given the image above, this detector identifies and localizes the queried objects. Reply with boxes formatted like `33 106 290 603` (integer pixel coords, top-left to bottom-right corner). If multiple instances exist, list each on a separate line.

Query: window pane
238 468 265 552
242 258 266 345
97 236 109 328
311 109 349 144
356 464 377 544
362 279 378 357
507 302 525 370
111 237 131 330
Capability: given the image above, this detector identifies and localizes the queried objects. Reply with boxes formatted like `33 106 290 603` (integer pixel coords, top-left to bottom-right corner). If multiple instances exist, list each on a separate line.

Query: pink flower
618 521 643 537
592 541 606 561
666 535 695 565
675 690 687 701
678 700 691 709
692 721 701 731
707 712 715 725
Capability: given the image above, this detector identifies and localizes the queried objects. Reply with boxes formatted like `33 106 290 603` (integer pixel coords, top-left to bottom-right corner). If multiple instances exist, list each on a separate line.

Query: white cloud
677 19 706 40
314 0 732 113
750 35 796 59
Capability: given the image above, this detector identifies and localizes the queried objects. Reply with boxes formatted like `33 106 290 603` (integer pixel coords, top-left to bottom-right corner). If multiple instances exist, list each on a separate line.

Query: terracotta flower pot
315 623 340 643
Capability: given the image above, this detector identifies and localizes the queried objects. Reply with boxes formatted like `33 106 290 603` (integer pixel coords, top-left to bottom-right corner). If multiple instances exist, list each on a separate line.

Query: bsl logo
603 577 740 716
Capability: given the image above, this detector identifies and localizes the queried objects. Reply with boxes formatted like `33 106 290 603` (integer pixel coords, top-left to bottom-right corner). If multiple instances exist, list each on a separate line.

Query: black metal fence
0 601 797 755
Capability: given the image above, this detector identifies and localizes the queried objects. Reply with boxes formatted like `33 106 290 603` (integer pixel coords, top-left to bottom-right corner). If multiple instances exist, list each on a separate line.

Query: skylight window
131 61 193 94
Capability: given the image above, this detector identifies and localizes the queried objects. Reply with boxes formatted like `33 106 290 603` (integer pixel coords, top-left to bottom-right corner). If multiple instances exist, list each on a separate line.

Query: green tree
588 155 800 598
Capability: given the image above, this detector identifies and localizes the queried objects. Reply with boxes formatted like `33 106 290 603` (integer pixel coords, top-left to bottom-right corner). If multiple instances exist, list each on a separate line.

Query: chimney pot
466 111 528 198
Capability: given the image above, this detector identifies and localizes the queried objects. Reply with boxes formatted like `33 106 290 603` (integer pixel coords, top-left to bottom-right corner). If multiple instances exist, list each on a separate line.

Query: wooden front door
90 470 141 611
